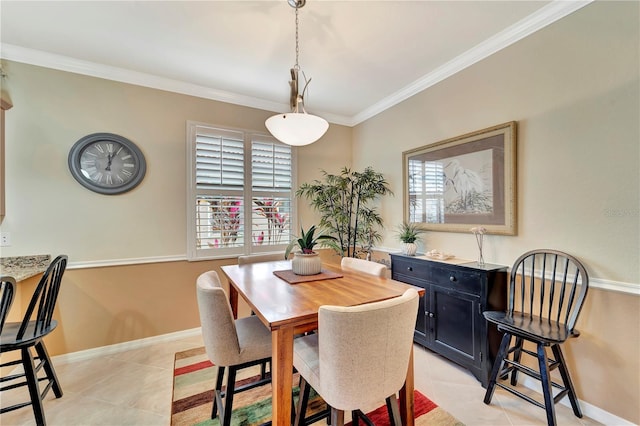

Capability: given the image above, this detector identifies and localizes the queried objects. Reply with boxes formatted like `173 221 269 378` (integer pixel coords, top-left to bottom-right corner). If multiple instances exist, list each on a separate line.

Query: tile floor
0 333 602 426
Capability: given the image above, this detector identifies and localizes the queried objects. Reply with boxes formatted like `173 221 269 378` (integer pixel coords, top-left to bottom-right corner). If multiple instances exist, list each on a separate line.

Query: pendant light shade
266 0 328 146
265 112 329 146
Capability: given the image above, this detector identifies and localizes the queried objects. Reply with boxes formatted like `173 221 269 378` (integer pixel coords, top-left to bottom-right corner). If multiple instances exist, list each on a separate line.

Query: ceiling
1 1 591 126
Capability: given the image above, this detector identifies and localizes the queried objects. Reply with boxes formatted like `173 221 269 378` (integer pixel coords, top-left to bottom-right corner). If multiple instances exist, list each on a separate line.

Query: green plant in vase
397 222 425 256
285 225 339 275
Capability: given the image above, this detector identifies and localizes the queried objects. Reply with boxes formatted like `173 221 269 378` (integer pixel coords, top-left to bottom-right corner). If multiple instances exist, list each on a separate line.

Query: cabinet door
392 271 428 346
414 290 428 345
429 285 481 369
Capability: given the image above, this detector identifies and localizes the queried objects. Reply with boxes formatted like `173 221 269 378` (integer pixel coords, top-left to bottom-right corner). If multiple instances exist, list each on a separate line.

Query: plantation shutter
187 122 294 260
194 127 245 251
251 140 292 247
196 129 244 190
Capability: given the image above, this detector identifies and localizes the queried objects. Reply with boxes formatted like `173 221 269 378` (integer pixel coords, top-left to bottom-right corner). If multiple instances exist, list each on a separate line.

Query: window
187 122 295 260
408 158 445 223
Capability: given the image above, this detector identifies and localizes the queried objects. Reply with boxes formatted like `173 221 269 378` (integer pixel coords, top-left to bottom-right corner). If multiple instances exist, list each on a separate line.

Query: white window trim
186 120 297 261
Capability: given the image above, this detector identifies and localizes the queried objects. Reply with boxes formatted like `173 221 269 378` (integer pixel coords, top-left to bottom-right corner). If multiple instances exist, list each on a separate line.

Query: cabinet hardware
449 275 457 282
407 266 413 271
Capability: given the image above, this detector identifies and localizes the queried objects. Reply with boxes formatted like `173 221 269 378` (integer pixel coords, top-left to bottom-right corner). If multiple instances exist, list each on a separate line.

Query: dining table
220 259 425 426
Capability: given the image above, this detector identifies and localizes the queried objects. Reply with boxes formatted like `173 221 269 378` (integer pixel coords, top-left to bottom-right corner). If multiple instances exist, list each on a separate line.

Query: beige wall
1 1 638 423
352 2 639 423
0 60 351 261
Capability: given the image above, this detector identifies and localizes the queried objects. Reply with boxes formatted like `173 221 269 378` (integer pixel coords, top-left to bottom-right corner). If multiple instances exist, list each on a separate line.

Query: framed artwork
403 121 517 235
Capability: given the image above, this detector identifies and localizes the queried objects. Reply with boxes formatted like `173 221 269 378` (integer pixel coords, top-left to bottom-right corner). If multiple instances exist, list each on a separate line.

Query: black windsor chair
0 255 68 426
0 276 16 332
483 249 589 426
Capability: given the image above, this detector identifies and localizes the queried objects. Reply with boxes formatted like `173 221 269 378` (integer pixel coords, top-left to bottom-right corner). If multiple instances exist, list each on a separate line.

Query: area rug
172 347 464 426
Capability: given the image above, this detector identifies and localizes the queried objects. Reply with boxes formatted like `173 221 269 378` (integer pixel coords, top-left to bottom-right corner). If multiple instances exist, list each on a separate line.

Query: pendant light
265 0 329 146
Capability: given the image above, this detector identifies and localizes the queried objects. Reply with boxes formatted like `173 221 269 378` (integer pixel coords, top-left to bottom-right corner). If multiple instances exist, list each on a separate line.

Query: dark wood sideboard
390 254 507 387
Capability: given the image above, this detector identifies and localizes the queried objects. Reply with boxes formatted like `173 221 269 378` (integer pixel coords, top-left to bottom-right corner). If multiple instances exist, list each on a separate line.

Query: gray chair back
340 257 386 278
196 271 242 366
317 289 419 410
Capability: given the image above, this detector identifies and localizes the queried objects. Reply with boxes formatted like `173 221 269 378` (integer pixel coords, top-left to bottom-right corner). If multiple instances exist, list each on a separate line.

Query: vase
292 252 322 275
477 251 485 267
401 242 418 256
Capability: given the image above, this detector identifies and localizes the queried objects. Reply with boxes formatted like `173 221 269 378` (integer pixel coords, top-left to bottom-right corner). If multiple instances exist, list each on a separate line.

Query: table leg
399 345 415 426
228 284 239 319
271 326 295 426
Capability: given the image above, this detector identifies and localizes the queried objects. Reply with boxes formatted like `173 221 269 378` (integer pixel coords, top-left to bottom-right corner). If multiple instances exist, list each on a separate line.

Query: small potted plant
397 221 425 256
285 225 339 275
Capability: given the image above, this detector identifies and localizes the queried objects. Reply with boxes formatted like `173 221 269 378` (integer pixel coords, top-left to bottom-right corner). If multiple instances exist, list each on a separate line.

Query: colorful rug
172 347 464 426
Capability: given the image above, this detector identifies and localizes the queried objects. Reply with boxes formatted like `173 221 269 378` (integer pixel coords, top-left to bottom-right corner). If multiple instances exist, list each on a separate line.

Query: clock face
68 133 146 195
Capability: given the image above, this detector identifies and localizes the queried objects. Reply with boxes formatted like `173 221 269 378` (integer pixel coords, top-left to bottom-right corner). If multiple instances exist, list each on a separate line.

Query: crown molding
350 0 594 126
0 1 592 128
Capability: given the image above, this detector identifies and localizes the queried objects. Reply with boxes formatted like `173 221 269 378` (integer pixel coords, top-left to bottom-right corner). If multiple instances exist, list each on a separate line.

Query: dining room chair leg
552 344 583 418
386 394 401 426
510 336 524 385
484 331 511 404
34 341 63 398
537 343 557 426
22 347 46 426
294 376 310 426
222 366 238 426
351 410 360 426
211 365 225 419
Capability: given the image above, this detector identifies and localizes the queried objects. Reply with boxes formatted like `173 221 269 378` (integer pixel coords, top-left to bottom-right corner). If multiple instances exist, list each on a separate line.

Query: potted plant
397 221 425 256
296 167 393 259
285 225 339 275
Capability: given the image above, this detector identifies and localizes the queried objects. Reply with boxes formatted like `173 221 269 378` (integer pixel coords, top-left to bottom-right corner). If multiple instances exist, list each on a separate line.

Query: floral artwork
444 151 493 215
403 121 517 235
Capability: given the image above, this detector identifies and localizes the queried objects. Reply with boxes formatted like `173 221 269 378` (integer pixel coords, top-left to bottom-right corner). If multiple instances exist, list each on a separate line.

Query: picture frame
403 121 517 235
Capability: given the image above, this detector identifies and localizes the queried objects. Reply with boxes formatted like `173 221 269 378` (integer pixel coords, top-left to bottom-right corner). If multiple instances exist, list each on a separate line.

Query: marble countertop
0 255 51 282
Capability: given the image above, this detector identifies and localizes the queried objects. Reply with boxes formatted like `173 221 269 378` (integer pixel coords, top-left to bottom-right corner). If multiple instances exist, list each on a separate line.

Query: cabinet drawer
392 256 431 281
431 266 482 295
392 272 427 289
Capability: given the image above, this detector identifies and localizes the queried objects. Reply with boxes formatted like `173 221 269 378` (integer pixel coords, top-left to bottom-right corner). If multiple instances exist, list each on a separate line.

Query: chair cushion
293 333 320 388
235 315 273 364
484 311 572 344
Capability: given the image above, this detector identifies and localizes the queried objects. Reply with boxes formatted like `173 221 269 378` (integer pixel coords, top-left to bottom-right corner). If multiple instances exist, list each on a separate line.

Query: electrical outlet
0 232 11 247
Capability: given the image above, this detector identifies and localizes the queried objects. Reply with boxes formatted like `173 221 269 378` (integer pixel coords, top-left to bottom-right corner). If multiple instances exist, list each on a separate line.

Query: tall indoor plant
296 167 393 258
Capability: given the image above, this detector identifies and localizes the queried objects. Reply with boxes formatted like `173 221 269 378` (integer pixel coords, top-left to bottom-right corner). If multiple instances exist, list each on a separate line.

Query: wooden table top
221 260 424 331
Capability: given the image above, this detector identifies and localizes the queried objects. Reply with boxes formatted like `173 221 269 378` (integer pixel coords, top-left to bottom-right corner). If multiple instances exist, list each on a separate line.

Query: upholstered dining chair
0 276 16 333
237 251 284 378
483 249 589 426
293 288 419 426
237 252 285 265
0 255 68 426
340 257 387 278
196 271 273 426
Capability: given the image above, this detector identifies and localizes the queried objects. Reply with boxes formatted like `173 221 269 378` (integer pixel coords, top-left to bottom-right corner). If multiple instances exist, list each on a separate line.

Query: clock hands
105 153 114 171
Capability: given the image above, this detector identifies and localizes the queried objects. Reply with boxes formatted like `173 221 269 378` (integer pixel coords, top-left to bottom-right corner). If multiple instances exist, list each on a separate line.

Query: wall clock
68 133 146 195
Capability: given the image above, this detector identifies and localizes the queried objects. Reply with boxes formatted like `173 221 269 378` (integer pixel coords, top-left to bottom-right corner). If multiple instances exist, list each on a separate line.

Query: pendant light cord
294 5 300 71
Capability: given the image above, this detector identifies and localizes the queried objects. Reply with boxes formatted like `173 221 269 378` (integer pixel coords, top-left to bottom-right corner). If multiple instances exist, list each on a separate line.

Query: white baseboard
51 327 202 366
521 377 635 425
